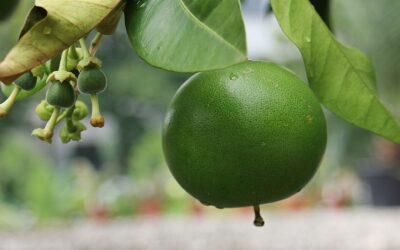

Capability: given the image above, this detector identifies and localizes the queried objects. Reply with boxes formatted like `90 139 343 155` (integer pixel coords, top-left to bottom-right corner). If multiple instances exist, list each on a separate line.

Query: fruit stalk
89 94 104 127
0 87 20 117
79 38 91 59
89 33 104 56
65 105 77 132
32 107 60 143
253 205 265 227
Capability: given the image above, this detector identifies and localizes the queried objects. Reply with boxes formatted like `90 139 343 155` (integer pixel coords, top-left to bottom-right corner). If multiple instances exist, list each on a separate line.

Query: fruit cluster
0 36 107 144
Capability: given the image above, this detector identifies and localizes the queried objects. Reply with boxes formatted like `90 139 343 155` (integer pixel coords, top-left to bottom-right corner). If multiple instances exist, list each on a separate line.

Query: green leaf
271 0 400 143
331 0 400 96
0 0 122 84
125 0 247 72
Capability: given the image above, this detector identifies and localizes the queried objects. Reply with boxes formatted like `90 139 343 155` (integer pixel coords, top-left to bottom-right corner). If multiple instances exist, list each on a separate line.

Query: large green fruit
163 61 327 209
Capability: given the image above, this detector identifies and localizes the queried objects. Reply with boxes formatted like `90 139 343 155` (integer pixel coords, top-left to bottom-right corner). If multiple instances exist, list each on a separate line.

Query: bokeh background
0 0 400 249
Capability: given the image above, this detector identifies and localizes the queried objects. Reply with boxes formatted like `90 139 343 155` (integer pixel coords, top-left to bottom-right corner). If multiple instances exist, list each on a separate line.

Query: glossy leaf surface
271 0 400 143
125 0 247 72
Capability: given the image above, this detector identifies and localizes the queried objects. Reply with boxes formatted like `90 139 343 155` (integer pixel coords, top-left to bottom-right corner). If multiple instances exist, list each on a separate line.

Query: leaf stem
59 49 69 72
69 44 79 59
89 33 104 56
79 38 91 59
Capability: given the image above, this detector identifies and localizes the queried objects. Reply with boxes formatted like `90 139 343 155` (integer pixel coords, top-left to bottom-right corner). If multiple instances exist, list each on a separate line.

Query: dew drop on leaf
42 27 52 35
229 73 238 80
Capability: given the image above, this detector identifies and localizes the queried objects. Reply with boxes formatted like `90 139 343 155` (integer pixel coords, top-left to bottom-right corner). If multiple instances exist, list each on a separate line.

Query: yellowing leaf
0 0 122 84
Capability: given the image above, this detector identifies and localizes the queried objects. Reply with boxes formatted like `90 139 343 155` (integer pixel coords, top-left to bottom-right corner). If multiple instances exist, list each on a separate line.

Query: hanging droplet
229 73 239 81
43 27 52 35
253 205 265 227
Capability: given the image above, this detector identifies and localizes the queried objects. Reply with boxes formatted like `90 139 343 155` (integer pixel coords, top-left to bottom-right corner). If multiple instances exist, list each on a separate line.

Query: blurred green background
0 0 400 231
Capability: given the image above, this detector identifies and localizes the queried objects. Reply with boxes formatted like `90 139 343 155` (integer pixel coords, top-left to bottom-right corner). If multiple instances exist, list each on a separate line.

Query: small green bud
32 107 60 144
72 100 89 121
66 47 81 71
32 128 53 143
35 100 55 121
59 121 86 143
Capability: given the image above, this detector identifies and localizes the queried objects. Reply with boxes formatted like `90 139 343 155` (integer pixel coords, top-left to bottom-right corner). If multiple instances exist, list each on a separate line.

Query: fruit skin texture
162 61 327 208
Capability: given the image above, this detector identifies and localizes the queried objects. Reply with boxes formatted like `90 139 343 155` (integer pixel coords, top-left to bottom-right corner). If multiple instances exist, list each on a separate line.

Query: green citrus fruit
162 61 327 209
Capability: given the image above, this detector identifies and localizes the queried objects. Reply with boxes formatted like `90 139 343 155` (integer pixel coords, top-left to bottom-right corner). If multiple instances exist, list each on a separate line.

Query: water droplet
43 27 52 35
305 36 311 43
306 114 314 125
229 73 238 81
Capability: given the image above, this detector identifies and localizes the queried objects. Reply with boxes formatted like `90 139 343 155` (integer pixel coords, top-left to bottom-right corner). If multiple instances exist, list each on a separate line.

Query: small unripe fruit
77 66 107 94
14 72 36 91
46 80 76 108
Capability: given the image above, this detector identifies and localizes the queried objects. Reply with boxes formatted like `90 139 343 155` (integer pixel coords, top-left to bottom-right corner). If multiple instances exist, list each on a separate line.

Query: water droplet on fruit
229 73 238 81
306 114 314 125
253 205 265 227
305 37 311 43
43 27 52 35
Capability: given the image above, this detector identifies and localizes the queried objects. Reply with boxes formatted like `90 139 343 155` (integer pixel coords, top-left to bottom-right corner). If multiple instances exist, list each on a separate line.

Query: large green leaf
0 0 121 84
331 0 400 103
125 0 247 72
271 0 400 143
